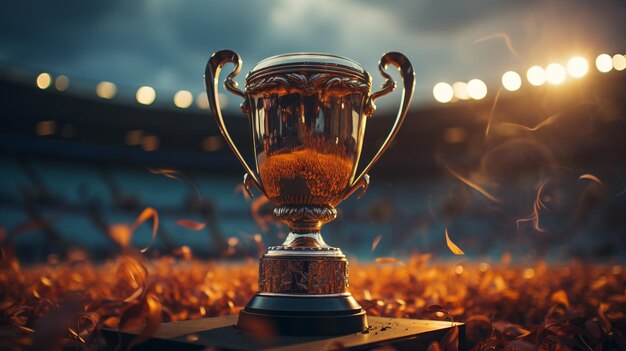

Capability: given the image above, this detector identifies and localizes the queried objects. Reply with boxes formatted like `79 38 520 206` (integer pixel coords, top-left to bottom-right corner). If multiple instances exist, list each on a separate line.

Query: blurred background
1 0 625 264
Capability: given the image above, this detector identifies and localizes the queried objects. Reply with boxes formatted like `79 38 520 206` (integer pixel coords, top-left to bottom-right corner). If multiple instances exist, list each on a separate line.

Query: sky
1 0 624 108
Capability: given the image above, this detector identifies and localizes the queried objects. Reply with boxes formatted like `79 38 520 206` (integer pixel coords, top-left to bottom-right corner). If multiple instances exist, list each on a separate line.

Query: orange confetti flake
375 257 400 264
371 235 383 252
175 219 206 231
579 173 605 186
551 289 570 309
445 228 465 255
131 207 159 253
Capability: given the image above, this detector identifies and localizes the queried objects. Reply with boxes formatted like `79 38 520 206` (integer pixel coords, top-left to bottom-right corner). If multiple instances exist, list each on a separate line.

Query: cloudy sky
1 0 624 108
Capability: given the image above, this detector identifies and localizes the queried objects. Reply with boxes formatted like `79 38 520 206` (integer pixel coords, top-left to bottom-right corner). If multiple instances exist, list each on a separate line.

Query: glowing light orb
545 63 566 85
467 79 487 100
595 54 613 73
136 86 156 105
566 56 588 78
613 54 626 71
433 82 453 103
196 92 209 109
35 120 56 136
96 81 117 99
173 90 193 108
202 136 223 152
443 127 466 144
501 71 522 91
452 81 470 100
36 73 52 89
526 66 546 86
141 135 159 151
54 75 69 91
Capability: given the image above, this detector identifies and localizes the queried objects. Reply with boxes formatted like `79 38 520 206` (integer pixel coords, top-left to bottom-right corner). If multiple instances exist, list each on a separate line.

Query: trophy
205 50 415 336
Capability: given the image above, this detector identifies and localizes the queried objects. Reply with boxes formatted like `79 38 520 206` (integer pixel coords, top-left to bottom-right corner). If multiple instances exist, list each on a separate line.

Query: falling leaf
67 328 85 344
148 168 201 200
175 219 206 231
131 207 159 253
440 158 502 204
375 257 400 264
445 228 465 255
551 289 570 309
579 174 605 187
371 235 383 252
147 168 181 180
108 224 132 249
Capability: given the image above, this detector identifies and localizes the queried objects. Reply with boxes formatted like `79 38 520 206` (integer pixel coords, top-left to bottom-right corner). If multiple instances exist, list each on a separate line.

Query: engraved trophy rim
247 52 371 83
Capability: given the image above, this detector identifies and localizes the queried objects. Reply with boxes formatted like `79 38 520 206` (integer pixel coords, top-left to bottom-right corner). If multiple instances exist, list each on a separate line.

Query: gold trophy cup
205 50 414 336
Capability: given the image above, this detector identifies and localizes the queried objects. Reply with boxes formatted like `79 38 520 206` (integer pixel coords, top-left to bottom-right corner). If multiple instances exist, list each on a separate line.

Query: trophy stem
236 204 368 336
273 205 338 235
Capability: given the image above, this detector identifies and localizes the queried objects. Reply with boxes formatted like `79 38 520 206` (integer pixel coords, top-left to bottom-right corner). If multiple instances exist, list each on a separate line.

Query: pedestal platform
103 315 465 351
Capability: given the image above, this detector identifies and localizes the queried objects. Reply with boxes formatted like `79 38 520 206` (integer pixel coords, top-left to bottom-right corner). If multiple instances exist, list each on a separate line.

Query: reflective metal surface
204 50 415 237
205 49 415 336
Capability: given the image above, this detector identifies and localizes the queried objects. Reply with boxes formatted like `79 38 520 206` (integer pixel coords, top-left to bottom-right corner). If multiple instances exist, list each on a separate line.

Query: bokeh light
173 90 193 108
35 120 56 136
545 63 566 85
613 54 626 71
136 86 156 105
125 130 143 146
196 92 209 109
526 66 546 86
443 127 467 144
96 81 117 99
566 56 588 78
452 81 470 100
433 82 453 103
36 73 52 89
467 79 487 100
202 136 224 152
54 75 69 91
595 54 613 73
501 71 522 91
141 134 159 151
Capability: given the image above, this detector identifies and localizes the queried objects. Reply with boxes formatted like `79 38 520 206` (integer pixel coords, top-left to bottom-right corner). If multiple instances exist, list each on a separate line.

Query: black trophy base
103 315 465 351
237 293 367 336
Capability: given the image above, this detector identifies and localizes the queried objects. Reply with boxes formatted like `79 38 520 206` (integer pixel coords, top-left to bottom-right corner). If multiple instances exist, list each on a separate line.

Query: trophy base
236 293 368 336
103 315 466 351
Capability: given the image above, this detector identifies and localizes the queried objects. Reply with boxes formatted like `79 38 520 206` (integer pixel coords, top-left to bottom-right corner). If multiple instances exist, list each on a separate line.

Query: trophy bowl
205 50 414 336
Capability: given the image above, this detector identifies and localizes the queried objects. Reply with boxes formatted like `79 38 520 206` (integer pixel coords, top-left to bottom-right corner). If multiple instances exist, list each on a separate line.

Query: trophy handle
345 52 415 200
205 50 265 197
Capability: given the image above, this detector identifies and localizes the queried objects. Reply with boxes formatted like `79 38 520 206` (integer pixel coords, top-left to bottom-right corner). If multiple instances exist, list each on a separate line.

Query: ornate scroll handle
344 52 415 201
204 50 265 197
